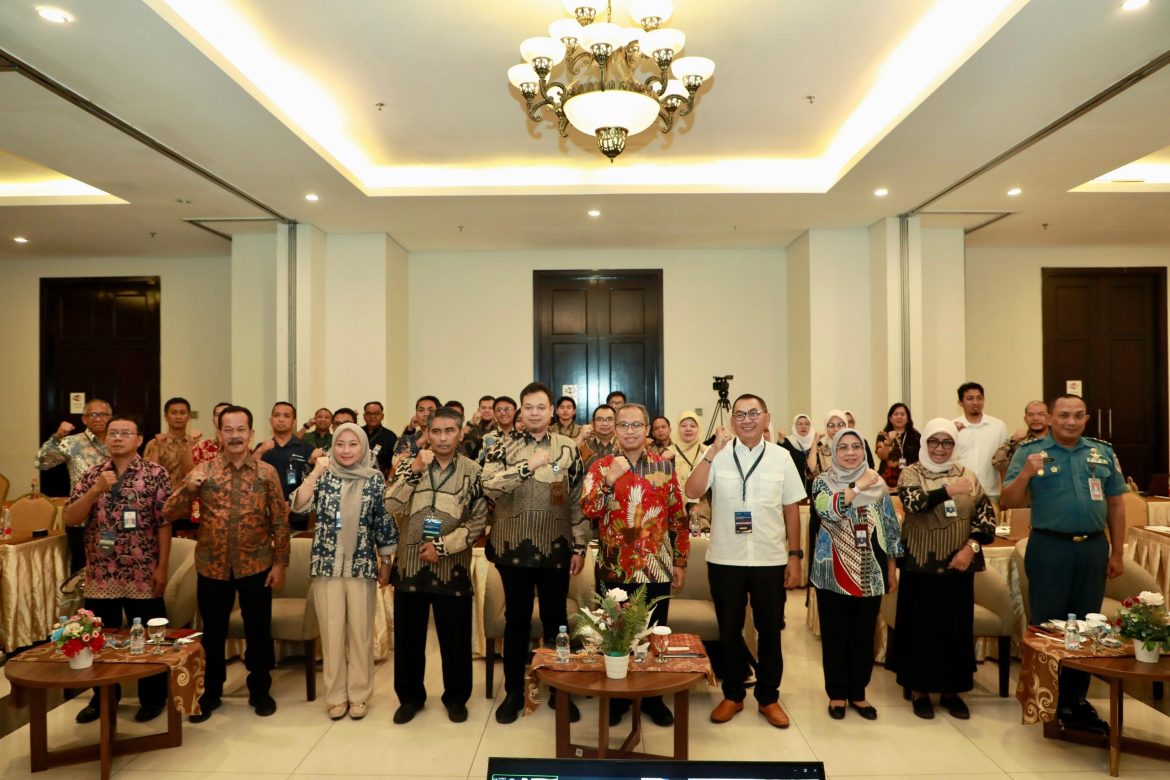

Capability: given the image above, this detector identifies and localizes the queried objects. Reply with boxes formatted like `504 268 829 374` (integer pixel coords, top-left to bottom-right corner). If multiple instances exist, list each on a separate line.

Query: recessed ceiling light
873 188 889 197
1122 0 1150 11
14 236 29 244
36 6 72 23
587 209 601 217
1007 187 1022 196
304 193 319 202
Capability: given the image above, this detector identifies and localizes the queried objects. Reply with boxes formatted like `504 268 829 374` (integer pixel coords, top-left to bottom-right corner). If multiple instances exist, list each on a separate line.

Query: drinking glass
581 629 600 663
651 626 672 663
147 617 169 654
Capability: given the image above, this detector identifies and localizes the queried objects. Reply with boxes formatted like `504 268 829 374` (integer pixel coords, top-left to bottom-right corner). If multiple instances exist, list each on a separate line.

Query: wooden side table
6 657 183 780
538 669 704 760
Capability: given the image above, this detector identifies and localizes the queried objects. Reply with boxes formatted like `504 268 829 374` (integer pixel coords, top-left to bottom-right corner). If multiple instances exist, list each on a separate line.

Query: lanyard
677 447 696 469
428 461 457 511
731 443 766 502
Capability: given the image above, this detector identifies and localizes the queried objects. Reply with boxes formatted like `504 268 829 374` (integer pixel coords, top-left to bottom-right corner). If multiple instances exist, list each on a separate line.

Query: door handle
1108 409 1113 441
1097 409 1102 438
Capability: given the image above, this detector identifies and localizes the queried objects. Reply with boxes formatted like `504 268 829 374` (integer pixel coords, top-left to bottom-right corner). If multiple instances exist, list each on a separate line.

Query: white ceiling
1 0 1169 258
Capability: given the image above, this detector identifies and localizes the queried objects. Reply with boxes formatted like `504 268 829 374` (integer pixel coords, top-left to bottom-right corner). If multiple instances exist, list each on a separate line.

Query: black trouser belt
1031 527 1103 543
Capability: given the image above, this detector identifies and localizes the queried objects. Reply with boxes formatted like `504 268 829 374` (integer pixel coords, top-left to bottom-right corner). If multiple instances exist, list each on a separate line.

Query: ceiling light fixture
14 237 29 244
873 188 889 197
587 209 601 216
508 0 714 161
1121 0 1150 11
1007 187 1022 196
36 6 72 23
304 193 319 202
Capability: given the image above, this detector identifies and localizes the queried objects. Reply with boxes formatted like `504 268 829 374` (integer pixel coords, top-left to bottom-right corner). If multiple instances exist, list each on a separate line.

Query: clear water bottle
690 512 701 538
555 625 571 663
1064 612 1080 650
129 617 146 655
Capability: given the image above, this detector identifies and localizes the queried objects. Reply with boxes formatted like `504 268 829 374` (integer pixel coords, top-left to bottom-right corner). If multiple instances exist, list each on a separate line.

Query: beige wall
0 254 231 488
407 248 788 429
918 226 967 421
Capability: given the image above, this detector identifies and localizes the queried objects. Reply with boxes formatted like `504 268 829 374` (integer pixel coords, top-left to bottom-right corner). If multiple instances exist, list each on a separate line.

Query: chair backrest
1008 508 1031 540
279 537 313 598
164 538 198 627
0 472 9 506
674 535 712 601
7 494 57 534
1121 491 1148 528
1013 538 1032 624
972 565 1015 636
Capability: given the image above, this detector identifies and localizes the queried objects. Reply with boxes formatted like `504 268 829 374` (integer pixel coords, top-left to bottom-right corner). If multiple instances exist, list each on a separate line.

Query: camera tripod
704 394 732 444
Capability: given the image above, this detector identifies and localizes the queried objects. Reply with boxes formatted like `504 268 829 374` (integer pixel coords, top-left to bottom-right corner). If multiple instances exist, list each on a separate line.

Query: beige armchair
665 535 719 641
6 494 57 534
881 564 1015 696
227 537 319 700
164 537 198 628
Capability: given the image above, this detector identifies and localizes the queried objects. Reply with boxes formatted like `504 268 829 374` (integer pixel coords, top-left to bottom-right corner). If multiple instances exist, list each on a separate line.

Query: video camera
712 375 733 399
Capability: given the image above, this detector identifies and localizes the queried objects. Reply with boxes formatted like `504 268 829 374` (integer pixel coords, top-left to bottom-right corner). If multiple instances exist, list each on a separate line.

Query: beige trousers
312 576 377 706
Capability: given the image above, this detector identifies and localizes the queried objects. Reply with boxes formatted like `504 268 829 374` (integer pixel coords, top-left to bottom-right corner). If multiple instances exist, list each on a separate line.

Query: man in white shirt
685 394 805 729
953 381 1009 505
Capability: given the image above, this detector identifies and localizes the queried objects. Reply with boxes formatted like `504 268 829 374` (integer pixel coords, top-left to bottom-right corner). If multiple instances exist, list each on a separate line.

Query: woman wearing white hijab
810 428 902 721
781 413 815 495
293 422 399 720
893 418 995 721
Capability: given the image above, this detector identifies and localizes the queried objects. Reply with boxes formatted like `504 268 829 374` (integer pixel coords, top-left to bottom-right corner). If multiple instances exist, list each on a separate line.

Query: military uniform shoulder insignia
1084 436 1113 449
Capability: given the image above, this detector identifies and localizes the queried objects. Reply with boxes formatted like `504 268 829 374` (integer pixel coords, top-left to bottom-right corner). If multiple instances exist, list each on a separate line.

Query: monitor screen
487 758 826 780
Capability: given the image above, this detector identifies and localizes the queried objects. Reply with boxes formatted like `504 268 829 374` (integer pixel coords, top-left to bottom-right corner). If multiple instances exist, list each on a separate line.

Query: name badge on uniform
122 510 138 530
943 500 958 518
286 462 299 486
1088 478 1104 502
551 459 560 474
734 510 753 534
853 524 870 549
422 516 442 541
551 480 565 505
98 528 117 554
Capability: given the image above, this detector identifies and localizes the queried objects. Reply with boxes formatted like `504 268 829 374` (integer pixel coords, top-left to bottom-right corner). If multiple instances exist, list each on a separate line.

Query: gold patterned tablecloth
14 638 206 714
0 533 70 652
1016 631 1133 724
524 646 715 715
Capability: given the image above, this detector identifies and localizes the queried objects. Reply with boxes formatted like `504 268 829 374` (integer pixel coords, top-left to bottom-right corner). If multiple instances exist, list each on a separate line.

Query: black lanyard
428 461 457 511
732 444 766 502
677 447 696 469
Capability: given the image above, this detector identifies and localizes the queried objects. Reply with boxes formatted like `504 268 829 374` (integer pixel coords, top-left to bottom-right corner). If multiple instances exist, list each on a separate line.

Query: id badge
285 462 299 486
1088 477 1104 501
853 524 870 549
551 480 565 505
943 500 958 518
122 510 138 529
422 516 442 541
734 510 753 534
98 528 118 554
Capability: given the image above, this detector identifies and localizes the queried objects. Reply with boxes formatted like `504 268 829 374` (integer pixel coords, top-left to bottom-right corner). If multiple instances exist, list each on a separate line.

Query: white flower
1137 591 1165 607
64 624 81 637
606 587 629 604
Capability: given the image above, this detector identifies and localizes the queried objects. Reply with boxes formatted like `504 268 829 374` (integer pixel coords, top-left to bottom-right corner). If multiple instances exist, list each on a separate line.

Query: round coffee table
537 668 704 760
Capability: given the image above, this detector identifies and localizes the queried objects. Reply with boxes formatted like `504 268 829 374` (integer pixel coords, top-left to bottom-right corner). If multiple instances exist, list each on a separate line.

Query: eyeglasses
85 411 112 419
732 409 763 422
616 421 646 431
926 438 955 450
594 416 614 423
825 421 846 429
835 443 864 453
106 430 138 439
495 406 515 413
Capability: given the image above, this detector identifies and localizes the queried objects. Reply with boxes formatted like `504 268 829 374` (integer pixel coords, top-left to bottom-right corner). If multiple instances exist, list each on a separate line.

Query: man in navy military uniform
1002 394 1127 734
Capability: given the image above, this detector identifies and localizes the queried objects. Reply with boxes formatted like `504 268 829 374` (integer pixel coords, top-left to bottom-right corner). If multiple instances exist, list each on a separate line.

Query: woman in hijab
810 428 902 721
292 422 399 720
894 418 995 720
648 416 673 456
669 410 709 531
781 413 816 496
808 410 848 482
875 403 921 489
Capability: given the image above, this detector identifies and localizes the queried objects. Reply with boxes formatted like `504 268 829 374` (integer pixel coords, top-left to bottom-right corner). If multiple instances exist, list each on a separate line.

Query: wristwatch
967 540 981 554
848 481 857 491
788 549 804 560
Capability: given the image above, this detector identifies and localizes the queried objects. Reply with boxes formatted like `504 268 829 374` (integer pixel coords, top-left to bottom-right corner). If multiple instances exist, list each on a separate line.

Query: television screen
487 758 825 780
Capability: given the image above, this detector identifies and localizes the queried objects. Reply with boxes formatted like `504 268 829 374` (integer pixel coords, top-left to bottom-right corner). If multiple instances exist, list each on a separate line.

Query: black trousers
1025 533 1109 708
84 596 168 707
393 590 473 707
708 562 786 705
815 588 881 702
498 565 569 697
197 570 273 705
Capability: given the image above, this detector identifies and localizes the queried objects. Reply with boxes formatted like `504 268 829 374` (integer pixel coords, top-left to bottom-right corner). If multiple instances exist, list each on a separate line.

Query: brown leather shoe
710 699 744 723
758 702 791 728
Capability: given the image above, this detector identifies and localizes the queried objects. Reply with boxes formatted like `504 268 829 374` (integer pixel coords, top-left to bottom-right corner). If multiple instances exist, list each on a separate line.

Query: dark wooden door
534 270 664 420
40 277 161 496
1041 268 1167 489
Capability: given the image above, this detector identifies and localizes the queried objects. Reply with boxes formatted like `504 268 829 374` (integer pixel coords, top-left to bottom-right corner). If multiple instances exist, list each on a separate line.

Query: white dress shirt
704 438 807 566
953 414 1009 497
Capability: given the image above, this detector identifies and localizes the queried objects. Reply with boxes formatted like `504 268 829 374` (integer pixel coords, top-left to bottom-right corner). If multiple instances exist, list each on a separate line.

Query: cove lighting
1007 187 1022 196
14 237 29 244
874 188 889 197
36 6 73 23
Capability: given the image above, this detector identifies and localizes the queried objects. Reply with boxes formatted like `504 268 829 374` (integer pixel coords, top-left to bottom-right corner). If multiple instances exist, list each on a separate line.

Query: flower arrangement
571 585 667 656
51 609 105 658
1114 591 1170 652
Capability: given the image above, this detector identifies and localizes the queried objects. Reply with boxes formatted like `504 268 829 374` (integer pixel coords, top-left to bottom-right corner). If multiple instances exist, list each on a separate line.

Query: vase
603 652 630 680
1133 639 1161 664
68 647 94 670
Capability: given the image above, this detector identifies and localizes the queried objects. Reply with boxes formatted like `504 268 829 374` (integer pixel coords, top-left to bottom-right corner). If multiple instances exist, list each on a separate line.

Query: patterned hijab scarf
328 423 380 559
821 429 888 507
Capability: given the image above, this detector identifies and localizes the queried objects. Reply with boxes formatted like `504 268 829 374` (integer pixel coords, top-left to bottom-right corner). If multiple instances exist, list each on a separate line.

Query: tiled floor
1 594 1168 779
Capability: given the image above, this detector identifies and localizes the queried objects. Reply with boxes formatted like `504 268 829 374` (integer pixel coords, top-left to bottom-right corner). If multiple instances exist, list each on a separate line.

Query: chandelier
507 0 715 161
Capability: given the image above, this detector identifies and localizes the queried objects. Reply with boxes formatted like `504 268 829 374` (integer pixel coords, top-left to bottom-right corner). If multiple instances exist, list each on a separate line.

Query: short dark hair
555 395 577 409
363 401 384 413
592 404 615 421
732 393 768 413
218 405 254 430
314 407 332 416
519 382 553 405
478 395 495 405
649 414 669 428
430 406 465 429
271 401 296 416
494 395 517 410
334 406 358 420
213 401 231 412
957 382 985 400
416 395 441 409
163 397 190 413
445 400 464 413
107 415 142 434
606 390 627 404
1049 393 1086 411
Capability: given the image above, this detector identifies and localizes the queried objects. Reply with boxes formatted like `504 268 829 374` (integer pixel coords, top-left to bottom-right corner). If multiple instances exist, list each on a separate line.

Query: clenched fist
55 421 75 439
92 470 117 494
947 477 975 497
411 448 435 473
606 455 632 486
186 468 207 494
528 449 550 471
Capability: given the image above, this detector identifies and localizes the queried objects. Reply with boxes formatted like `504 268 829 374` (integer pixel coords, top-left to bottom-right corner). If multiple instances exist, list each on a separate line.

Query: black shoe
1059 702 1109 734
828 704 846 720
609 700 630 726
134 704 166 722
547 690 580 723
642 698 674 727
75 700 102 724
252 695 277 717
495 693 523 724
912 696 934 720
446 702 468 723
849 701 878 720
939 694 969 720
393 703 422 724
189 698 221 723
